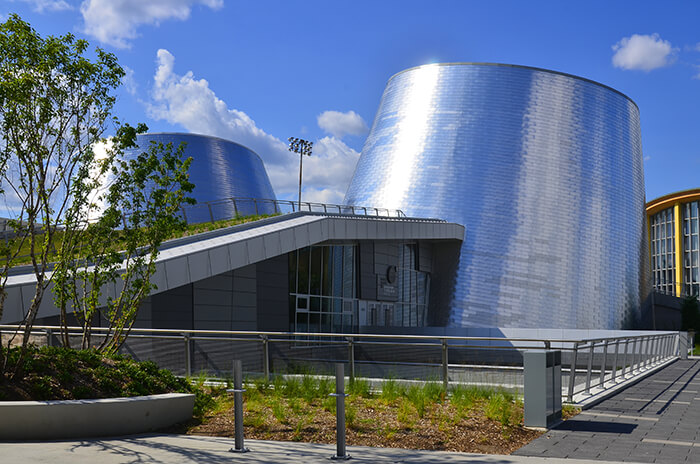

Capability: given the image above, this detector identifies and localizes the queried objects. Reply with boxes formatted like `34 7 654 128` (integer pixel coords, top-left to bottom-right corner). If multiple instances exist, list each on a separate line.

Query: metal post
622 338 630 377
441 338 449 391
261 335 270 382
347 337 355 383
46 329 52 347
330 363 350 460
254 198 259 215
611 339 620 383
599 340 608 387
208 202 214 223
567 342 578 402
229 360 249 453
584 341 594 395
233 198 239 217
644 337 651 369
183 333 191 378
181 207 188 225
632 338 639 373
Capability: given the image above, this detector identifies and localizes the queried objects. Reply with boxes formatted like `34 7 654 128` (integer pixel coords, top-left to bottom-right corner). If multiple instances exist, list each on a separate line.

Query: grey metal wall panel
128 133 277 220
345 63 649 329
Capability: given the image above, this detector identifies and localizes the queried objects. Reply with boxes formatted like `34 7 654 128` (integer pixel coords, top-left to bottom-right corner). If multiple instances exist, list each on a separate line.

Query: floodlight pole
288 137 313 211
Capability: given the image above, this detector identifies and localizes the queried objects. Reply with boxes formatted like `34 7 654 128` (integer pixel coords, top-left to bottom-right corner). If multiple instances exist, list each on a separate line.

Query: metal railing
0 325 685 404
178 197 406 224
565 333 679 402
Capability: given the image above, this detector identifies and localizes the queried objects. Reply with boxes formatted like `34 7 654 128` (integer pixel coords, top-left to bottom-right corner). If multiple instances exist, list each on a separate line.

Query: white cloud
612 33 677 71
147 49 360 203
80 0 223 48
317 110 368 139
122 65 137 96
12 0 73 12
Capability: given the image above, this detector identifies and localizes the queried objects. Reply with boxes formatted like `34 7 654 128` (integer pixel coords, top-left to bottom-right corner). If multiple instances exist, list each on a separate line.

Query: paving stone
515 360 700 461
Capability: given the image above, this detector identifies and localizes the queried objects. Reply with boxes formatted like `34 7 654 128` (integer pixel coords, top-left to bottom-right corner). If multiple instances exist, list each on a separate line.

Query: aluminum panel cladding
128 133 278 222
344 63 648 329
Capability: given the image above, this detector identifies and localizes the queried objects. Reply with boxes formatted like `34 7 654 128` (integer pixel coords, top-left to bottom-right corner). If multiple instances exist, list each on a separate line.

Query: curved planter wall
0 393 194 440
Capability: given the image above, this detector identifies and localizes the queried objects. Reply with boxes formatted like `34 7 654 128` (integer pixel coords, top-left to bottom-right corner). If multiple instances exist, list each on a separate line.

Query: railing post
208 202 214 223
181 207 188 225
632 338 639 373
330 363 350 460
644 337 652 369
611 339 620 383
45 329 52 347
229 360 249 453
254 198 259 215
622 338 630 377
183 333 191 377
584 341 594 395
347 337 355 383
441 338 449 391
233 198 239 217
567 341 578 403
599 340 608 387
261 335 270 382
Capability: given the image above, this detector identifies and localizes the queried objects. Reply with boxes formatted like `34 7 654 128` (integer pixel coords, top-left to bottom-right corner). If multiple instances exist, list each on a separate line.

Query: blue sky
4 0 700 204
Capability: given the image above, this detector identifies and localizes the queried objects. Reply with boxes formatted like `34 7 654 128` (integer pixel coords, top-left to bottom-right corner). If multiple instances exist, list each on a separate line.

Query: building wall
345 63 649 329
129 133 277 220
647 189 700 298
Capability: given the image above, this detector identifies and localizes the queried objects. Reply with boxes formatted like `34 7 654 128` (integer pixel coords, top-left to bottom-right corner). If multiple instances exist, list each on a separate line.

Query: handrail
3 325 683 404
178 196 407 222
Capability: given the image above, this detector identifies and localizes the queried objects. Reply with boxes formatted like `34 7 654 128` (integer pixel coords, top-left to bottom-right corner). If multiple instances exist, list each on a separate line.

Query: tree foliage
0 14 194 374
52 128 194 353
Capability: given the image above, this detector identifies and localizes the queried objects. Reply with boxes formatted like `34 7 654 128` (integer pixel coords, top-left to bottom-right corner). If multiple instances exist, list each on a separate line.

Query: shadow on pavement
553 420 637 434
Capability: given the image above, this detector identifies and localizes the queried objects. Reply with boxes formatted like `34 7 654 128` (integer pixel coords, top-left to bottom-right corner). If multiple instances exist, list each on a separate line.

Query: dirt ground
187 396 546 455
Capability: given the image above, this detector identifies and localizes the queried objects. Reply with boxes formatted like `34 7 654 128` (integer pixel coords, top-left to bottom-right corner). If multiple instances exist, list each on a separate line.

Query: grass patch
7 213 279 267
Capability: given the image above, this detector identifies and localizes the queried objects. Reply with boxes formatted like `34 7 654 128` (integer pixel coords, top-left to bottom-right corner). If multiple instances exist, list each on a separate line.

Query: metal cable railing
177 197 406 224
1 325 685 404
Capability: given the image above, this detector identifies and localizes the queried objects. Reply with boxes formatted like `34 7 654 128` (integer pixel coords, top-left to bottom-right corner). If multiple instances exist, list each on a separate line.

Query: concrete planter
0 393 194 440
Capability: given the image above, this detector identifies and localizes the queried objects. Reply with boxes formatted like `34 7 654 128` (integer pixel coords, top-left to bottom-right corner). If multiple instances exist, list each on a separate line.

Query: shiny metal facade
130 133 277 220
344 63 648 329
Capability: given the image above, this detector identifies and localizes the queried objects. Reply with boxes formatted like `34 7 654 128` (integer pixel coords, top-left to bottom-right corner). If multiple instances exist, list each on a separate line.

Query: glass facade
650 208 675 295
289 245 357 334
683 201 700 295
648 197 700 298
288 243 431 333
127 133 277 221
345 63 648 329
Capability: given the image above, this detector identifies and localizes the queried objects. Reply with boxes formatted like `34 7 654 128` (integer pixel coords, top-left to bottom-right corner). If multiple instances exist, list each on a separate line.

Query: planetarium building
345 63 649 329
128 133 278 221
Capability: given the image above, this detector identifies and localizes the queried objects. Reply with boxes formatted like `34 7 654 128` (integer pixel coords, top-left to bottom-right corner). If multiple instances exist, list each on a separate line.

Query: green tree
52 127 194 353
0 15 194 373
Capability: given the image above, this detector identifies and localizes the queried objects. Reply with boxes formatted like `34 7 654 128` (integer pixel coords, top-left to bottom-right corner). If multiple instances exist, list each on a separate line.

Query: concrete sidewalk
515 359 700 463
2 435 651 464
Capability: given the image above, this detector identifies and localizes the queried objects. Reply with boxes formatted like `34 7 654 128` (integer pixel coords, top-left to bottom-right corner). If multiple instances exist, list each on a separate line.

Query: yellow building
647 189 700 297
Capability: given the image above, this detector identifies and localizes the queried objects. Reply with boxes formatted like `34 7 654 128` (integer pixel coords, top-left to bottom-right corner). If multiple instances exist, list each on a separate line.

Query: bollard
228 360 249 453
330 363 350 460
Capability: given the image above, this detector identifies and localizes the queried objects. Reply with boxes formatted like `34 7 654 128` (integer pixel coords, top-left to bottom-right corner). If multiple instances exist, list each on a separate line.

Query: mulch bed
187 396 544 455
